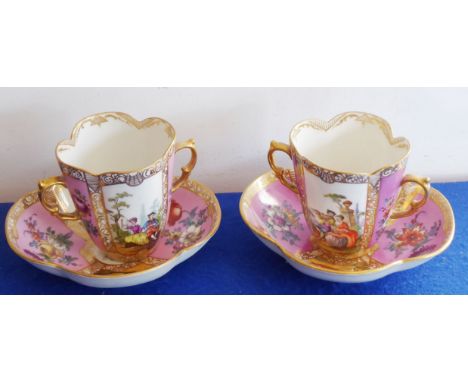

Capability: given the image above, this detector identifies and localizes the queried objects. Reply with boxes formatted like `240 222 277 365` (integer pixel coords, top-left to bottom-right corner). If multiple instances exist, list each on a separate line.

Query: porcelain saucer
5 178 221 288
240 172 455 283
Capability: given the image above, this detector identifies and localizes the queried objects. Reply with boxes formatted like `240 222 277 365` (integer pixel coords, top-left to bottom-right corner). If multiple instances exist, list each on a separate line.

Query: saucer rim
5 178 221 279
239 171 455 276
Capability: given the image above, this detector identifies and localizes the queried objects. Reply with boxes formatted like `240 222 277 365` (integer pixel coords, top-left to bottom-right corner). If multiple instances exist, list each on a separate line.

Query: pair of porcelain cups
39 111 430 263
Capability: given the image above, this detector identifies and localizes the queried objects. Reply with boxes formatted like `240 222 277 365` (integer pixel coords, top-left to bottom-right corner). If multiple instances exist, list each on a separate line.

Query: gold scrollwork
91 192 113 249
301 244 381 272
300 154 369 184
362 174 381 249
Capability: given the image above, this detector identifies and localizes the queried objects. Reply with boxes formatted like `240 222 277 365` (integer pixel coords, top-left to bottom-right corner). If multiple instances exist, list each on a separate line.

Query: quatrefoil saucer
240 172 455 283
5 179 220 288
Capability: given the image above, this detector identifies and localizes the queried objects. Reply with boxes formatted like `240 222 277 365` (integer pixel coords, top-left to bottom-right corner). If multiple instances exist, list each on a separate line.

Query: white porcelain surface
58 114 174 173
292 113 409 173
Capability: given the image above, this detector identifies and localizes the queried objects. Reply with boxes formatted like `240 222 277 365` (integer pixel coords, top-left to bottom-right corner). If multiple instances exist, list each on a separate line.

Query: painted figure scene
308 193 365 250
107 191 163 251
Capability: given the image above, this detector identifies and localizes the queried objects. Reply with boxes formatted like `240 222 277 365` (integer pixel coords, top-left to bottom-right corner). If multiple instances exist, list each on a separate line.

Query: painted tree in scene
324 193 346 209
107 192 132 224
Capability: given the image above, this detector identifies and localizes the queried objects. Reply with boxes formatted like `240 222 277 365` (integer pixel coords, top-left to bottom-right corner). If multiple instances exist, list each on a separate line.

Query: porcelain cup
38 112 197 263
268 111 430 255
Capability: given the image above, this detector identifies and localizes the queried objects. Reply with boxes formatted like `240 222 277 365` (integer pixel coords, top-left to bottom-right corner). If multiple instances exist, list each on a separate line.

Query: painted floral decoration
261 200 304 245
375 196 396 239
23 214 78 266
164 204 209 253
383 212 442 258
72 188 99 238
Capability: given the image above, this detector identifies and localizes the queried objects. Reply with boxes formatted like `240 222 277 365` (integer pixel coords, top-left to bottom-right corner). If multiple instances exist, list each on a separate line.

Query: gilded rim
239 172 455 276
5 179 222 280
56 111 177 177
289 111 411 177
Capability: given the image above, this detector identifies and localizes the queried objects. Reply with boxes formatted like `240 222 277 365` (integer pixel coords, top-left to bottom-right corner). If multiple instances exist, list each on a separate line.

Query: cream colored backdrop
0 87 467 202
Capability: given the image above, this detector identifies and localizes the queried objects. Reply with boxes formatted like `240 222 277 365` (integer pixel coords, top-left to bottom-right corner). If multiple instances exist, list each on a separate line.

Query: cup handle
390 175 431 219
172 139 197 192
38 176 80 221
267 141 298 193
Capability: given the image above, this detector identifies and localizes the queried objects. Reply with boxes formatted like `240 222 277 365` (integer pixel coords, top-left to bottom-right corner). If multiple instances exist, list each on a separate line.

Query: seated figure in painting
309 209 335 234
143 212 160 241
124 212 161 246
126 217 142 234
324 214 359 249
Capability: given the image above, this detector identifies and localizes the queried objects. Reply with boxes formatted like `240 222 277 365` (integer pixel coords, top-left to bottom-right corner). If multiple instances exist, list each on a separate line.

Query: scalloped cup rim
56 111 177 177
289 111 411 177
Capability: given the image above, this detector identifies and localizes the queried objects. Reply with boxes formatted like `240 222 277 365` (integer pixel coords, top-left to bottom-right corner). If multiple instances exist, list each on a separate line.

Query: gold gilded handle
38 176 80 221
172 139 197 192
390 175 431 219
267 140 298 193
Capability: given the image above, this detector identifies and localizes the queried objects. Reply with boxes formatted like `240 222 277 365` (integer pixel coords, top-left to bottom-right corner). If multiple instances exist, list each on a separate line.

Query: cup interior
291 113 410 174
57 114 174 174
